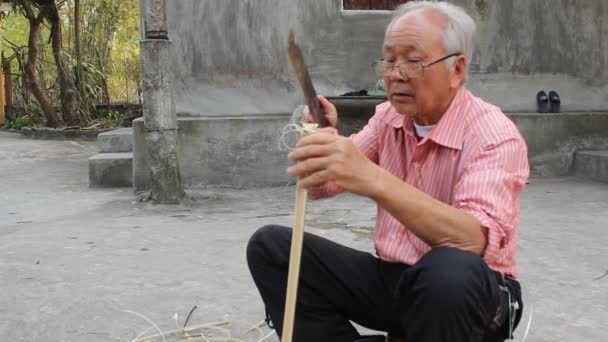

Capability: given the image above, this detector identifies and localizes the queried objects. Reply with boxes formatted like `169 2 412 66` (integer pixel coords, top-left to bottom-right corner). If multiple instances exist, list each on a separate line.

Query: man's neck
414 87 461 125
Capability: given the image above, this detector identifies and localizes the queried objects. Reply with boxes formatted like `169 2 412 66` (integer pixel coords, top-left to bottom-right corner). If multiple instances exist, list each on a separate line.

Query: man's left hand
287 133 381 197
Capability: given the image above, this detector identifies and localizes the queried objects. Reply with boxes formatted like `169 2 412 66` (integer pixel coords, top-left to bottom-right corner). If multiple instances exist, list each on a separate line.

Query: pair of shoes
537 90 561 113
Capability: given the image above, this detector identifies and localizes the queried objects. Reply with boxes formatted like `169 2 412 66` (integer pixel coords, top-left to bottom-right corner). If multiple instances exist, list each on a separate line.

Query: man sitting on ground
247 2 529 341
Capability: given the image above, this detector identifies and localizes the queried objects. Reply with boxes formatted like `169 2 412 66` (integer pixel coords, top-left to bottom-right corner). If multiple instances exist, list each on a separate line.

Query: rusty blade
287 31 330 128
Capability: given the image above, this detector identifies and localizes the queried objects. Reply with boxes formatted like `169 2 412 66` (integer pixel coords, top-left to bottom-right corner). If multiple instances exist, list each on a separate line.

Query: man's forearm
368 166 487 255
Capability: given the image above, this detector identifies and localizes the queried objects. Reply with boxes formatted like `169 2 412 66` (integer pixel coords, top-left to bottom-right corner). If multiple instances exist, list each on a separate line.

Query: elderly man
247 2 529 341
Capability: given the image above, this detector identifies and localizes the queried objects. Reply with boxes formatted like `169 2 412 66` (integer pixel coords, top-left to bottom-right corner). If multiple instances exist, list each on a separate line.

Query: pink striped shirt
310 87 529 276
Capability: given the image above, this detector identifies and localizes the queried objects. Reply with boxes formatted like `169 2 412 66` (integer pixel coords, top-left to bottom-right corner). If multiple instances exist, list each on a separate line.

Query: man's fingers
288 144 333 162
287 156 332 178
317 96 338 127
318 96 332 110
297 170 334 189
295 133 339 148
316 127 338 135
302 96 338 128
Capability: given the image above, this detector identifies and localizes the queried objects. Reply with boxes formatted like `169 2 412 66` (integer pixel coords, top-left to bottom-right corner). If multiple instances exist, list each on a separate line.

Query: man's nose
387 66 409 82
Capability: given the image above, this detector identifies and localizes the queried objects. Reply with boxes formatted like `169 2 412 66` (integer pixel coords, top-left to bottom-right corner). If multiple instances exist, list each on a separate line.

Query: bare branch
19 0 36 20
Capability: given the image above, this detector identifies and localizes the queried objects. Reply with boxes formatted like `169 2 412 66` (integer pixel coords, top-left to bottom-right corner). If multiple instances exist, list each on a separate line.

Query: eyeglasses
373 53 462 79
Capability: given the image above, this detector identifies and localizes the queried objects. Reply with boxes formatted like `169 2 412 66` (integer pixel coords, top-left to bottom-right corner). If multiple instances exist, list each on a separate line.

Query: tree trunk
25 15 60 127
14 50 30 106
96 48 111 109
0 58 4 127
2 55 13 115
48 0 79 126
102 76 111 108
74 0 85 106
124 53 129 103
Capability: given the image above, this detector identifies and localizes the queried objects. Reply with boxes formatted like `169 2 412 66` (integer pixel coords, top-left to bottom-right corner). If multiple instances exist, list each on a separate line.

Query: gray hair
385 1 476 67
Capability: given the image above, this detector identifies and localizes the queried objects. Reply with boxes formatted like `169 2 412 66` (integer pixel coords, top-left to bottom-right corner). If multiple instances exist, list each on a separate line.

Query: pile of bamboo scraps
125 309 276 342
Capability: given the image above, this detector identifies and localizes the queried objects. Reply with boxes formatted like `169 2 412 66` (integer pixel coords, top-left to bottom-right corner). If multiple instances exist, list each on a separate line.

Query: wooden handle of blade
280 184 308 342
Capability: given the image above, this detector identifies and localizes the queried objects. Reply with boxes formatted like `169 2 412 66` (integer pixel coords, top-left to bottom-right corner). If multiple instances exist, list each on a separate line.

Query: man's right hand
302 96 339 133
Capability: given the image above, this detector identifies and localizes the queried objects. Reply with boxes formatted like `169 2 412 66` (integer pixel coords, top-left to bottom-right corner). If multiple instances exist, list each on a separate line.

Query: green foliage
2 0 142 124
4 104 46 129
63 0 142 102
64 55 107 104
91 107 138 129
104 110 121 121
7 115 31 129
2 10 30 52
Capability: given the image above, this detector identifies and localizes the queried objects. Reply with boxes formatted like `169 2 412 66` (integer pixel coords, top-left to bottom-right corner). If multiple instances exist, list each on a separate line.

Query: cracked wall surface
140 0 608 115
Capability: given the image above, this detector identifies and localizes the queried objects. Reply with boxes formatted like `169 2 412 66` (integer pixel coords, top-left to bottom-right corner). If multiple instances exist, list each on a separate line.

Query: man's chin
390 102 417 117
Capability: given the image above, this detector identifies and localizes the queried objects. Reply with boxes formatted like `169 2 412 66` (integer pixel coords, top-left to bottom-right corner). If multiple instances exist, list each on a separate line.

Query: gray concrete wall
461 0 608 113
573 150 608 183
132 115 294 190
509 113 608 176
161 0 388 115
145 0 607 115
131 112 608 189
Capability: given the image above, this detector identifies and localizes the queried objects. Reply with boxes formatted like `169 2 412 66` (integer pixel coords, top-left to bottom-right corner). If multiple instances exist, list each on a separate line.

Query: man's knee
419 246 489 276
246 225 290 267
403 247 495 309
397 248 500 342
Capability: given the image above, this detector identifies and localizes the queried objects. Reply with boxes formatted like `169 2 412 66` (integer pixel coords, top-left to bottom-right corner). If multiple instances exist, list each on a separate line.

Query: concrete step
89 153 133 188
573 150 608 183
97 128 133 153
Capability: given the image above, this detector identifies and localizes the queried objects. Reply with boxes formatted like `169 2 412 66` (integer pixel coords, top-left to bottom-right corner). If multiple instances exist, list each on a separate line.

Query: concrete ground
0 131 607 342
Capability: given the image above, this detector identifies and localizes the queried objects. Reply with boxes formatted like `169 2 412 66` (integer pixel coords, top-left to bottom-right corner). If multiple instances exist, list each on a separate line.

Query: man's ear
451 55 467 88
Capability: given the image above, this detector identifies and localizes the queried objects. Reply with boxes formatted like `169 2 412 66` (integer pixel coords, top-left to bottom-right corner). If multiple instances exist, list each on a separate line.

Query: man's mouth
391 91 414 99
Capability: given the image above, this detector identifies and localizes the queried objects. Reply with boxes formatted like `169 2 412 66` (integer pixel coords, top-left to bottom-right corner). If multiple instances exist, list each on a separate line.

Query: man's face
383 10 463 124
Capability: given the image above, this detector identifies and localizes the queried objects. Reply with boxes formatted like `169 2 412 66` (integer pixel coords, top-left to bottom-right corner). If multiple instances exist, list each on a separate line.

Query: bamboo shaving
125 310 275 342
278 106 320 151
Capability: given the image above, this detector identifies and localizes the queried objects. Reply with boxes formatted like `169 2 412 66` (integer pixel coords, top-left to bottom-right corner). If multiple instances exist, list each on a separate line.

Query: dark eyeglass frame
373 52 463 79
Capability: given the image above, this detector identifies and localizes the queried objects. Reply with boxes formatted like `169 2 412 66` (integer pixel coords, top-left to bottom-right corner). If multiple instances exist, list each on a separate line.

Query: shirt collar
426 87 469 150
383 87 470 150
378 104 407 129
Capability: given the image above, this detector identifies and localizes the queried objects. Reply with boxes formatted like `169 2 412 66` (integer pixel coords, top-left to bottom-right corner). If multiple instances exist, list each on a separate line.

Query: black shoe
536 90 549 113
549 90 561 113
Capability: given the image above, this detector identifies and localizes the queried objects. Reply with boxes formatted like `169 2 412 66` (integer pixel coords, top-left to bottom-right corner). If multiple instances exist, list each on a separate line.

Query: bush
7 115 32 129
4 104 46 130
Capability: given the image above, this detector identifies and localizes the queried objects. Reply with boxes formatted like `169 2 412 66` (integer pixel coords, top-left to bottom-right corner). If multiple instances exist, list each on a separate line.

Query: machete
287 31 330 128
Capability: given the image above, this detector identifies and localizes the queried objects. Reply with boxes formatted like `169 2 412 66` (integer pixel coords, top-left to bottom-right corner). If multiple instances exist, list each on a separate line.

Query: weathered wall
460 0 608 112
145 0 607 115
161 0 386 115
132 115 294 189
131 113 608 189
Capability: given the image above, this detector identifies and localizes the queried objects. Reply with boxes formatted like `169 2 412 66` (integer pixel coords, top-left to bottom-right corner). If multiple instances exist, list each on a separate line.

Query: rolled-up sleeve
452 136 530 268
309 115 381 200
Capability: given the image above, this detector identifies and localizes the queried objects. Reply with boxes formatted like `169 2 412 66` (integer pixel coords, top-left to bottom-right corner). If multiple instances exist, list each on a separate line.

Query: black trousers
246 225 523 342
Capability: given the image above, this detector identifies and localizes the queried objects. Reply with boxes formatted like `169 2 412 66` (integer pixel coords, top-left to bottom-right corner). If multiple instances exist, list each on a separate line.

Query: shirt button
391 233 397 241
414 162 420 169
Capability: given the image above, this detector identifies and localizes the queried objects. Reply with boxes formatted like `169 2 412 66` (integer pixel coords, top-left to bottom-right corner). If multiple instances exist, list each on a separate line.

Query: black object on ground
342 90 369 96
